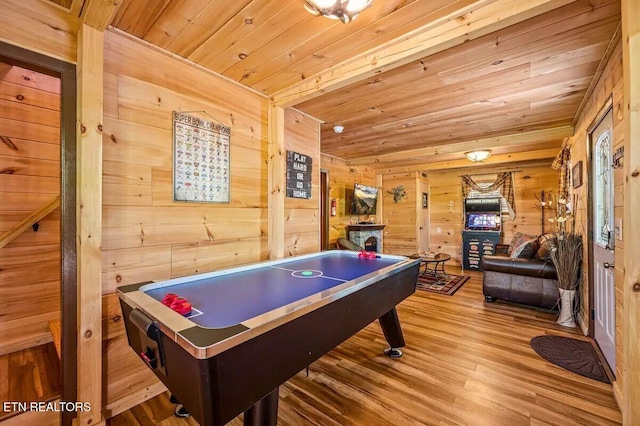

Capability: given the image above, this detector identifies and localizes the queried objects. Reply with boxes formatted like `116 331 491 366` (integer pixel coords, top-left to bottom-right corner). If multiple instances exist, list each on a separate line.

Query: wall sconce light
304 0 373 24
333 125 344 133
465 150 491 163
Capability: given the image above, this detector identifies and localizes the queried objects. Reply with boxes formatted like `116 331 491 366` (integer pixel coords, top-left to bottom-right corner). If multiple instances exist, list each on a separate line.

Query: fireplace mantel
346 224 386 232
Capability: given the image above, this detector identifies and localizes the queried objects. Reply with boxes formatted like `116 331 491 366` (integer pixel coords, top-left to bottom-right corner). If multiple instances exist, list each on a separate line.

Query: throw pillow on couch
511 236 539 259
536 233 555 260
508 232 539 259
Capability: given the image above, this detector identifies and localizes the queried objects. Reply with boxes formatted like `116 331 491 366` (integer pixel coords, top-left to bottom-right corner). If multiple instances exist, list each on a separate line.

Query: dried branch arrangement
549 232 583 290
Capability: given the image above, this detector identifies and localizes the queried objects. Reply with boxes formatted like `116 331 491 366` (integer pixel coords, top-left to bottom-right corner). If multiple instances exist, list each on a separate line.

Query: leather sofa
481 244 559 309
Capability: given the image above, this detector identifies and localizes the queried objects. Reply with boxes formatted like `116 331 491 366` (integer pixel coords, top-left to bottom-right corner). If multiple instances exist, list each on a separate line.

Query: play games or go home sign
286 150 312 199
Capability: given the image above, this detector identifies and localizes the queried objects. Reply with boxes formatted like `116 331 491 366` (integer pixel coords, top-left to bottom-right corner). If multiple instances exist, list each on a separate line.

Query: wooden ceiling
52 0 621 169
110 0 493 94
297 0 620 165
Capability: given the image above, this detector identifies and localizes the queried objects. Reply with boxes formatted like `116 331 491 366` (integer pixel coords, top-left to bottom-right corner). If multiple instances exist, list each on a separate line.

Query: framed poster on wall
572 160 583 188
173 111 231 203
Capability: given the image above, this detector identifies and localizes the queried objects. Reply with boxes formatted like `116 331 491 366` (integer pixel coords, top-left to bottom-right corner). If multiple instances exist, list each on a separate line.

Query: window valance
461 172 515 219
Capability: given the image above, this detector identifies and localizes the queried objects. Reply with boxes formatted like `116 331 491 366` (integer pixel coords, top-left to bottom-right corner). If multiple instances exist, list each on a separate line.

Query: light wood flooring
0 343 61 422
110 269 622 425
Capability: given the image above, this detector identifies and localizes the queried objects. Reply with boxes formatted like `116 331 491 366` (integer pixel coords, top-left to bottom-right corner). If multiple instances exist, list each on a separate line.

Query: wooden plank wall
283 109 320 257
426 165 557 266
567 40 624 403
381 172 418 255
0 62 61 355
101 30 268 418
320 154 375 247
0 0 78 64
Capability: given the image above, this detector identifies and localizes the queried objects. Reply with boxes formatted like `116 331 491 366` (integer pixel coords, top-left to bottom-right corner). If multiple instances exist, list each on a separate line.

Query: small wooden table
410 253 451 283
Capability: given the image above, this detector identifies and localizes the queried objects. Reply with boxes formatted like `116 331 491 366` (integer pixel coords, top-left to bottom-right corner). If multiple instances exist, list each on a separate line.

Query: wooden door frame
418 178 430 253
320 169 329 250
0 41 77 426
585 96 613 338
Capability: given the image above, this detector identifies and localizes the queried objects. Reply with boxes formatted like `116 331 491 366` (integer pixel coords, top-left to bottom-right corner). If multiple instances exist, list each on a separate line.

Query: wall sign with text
286 150 312 199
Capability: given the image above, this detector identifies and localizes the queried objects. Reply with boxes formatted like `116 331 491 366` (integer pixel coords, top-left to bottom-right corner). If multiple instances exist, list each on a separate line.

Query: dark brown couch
481 244 559 309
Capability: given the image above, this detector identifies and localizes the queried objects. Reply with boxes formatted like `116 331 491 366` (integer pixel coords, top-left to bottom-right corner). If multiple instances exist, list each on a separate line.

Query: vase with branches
548 229 583 327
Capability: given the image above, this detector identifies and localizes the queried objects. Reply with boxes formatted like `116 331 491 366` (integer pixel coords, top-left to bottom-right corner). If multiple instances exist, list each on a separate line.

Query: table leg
378 308 405 358
244 387 279 426
432 260 449 284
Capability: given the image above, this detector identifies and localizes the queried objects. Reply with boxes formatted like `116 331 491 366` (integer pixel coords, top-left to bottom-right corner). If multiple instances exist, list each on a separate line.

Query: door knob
633 283 640 293
603 262 614 269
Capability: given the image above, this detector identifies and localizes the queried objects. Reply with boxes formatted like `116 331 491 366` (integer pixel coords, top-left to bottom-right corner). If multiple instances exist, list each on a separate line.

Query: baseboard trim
577 314 588 336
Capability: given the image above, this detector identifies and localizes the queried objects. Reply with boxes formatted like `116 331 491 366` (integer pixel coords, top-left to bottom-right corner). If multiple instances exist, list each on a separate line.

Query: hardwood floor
0 343 61 422
108 270 622 426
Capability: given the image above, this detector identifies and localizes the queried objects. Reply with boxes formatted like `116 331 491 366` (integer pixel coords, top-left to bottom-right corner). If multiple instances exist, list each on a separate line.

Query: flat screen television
466 213 500 230
352 183 378 215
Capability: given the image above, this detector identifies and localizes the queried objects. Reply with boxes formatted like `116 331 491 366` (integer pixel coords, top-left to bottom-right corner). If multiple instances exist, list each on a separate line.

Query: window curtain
551 146 571 217
461 172 515 219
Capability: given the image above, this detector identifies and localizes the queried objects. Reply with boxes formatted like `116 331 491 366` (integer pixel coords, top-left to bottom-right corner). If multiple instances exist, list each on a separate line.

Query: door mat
530 335 610 383
416 274 469 296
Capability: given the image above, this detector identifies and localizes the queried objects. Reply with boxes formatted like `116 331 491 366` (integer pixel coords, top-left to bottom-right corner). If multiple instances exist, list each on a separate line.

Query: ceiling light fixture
333 125 345 133
304 0 373 24
465 150 491 163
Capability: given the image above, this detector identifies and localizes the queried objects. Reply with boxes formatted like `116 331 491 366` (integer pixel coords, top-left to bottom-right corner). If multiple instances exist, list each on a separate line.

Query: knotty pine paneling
382 172 418 255
0 0 77 63
320 154 376 248
297 0 620 160
0 62 60 355
283 109 320 257
567 40 624 398
101 30 269 414
426 165 558 266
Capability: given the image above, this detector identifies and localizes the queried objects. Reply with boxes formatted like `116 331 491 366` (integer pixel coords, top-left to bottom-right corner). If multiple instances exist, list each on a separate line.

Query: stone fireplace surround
346 224 386 252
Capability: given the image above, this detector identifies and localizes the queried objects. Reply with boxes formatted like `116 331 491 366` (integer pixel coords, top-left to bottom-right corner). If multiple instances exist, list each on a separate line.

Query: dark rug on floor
416 273 469 296
530 335 610 383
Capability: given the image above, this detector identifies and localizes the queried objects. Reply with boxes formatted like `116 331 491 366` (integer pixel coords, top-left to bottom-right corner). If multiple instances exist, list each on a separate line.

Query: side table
409 253 452 284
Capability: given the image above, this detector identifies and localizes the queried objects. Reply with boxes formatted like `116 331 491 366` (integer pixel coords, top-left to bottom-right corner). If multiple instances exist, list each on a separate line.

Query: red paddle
170 297 192 316
162 292 179 306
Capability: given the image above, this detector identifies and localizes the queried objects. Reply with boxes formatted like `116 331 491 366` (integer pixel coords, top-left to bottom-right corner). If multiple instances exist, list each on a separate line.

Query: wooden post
375 174 383 227
76 23 104 426
622 0 640 424
268 103 285 259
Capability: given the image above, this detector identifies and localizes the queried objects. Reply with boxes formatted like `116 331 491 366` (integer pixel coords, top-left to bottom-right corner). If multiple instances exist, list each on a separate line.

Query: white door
591 108 616 373
418 180 430 253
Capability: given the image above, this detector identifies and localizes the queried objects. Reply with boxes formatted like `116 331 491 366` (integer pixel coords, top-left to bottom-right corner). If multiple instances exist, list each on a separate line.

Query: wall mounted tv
352 183 378 215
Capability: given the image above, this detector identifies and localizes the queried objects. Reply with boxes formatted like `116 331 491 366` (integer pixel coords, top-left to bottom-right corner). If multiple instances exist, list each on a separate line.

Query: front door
591 108 615 373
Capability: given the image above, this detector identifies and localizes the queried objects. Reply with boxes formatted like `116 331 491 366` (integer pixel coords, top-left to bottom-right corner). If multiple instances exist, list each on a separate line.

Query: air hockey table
117 250 420 426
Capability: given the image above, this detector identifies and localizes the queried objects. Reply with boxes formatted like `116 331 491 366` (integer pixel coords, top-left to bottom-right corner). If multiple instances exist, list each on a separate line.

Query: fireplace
346 224 386 253
364 236 378 252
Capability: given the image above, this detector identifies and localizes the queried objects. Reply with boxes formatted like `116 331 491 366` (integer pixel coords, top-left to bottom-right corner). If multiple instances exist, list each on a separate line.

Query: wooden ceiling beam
70 0 84 15
375 148 560 174
272 0 578 107
81 0 123 31
348 126 573 166
362 139 564 169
